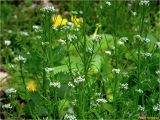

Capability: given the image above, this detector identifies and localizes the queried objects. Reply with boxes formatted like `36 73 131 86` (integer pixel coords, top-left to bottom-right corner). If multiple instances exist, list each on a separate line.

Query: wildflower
68 82 75 88
41 6 58 13
119 37 128 43
68 34 78 42
153 103 160 112
120 83 128 90
138 105 145 111
136 89 143 93
105 50 111 55
45 67 54 73
96 98 107 104
4 40 11 46
155 42 160 49
134 34 142 41
92 35 101 43
74 76 85 84
141 37 150 43
41 42 49 46
2 103 12 109
139 0 150 6
118 41 124 45
7 30 13 33
112 68 120 74
64 114 77 120
52 15 68 28
131 11 137 16
58 39 66 45
49 82 61 88
27 81 37 92
5 88 16 94
14 55 26 63
141 52 152 57
71 16 83 27
87 47 93 54
105 1 111 6
155 70 160 75
19 31 29 36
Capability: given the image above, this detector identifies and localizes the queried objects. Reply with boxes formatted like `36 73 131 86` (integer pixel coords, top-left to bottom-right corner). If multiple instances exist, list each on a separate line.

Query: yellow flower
52 15 68 27
26 81 37 92
71 16 83 27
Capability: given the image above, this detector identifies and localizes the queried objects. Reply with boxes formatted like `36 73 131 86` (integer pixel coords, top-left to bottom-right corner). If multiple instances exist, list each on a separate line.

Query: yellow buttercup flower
52 15 68 27
26 81 37 92
71 16 83 27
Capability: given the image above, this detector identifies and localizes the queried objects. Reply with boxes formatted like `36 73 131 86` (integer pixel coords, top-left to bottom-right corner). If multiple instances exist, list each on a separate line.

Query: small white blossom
68 82 75 88
45 67 54 73
134 34 142 41
112 68 120 74
153 103 160 112
68 35 78 42
136 89 143 93
49 82 61 88
4 40 11 46
14 55 26 63
64 114 77 120
131 11 137 16
105 50 111 55
58 39 66 45
74 76 85 84
41 42 50 46
7 30 13 33
120 83 128 90
105 1 111 6
138 105 145 111
155 70 160 75
5 88 16 94
2 103 12 109
118 41 124 45
41 6 58 13
141 37 150 43
155 42 160 49
119 37 128 43
139 0 150 6
141 52 152 57
92 35 101 43
19 31 29 36
96 98 107 104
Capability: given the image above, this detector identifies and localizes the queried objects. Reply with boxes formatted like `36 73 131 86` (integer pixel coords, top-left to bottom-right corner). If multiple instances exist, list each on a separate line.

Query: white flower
155 70 160 75
120 83 128 90
138 105 145 111
142 37 150 43
41 6 58 13
134 34 142 41
105 50 111 55
19 31 29 36
2 103 12 109
155 42 160 49
14 55 26 63
49 82 61 88
7 30 13 33
139 0 150 6
119 37 128 43
74 76 85 84
58 39 66 45
92 35 101 43
45 67 54 73
5 88 16 94
96 98 107 104
68 35 78 42
141 52 152 57
131 11 137 16
41 42 50 46
136 89 143 93
118 41 124 45
112 68 120 74
64 114 77 120
105 1 111 6
4 40 11 46
68 82 75 88
153 103 160 112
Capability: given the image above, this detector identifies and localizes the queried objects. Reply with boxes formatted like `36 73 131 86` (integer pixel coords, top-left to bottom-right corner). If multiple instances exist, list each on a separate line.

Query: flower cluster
64 114 77 120
153 103 160 112
74 76 85 84
5 88 16 94
49 82 61 88
4 40 11 46
112 68 120 74
96 98 107 104
68 82 75 88
14 55 26 63
139 0 150 6
2 103 12 109
136 89 143 94
41 6 58 13
138 105 145 111
120 83 128 90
